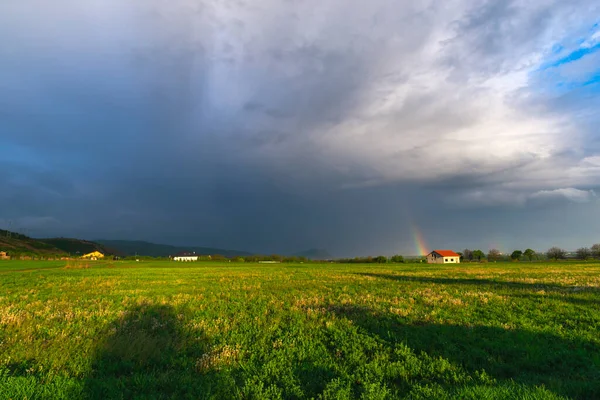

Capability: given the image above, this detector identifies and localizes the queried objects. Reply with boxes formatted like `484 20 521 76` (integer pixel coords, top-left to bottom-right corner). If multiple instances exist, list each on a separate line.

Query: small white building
426 250 460 264
172 252 199 262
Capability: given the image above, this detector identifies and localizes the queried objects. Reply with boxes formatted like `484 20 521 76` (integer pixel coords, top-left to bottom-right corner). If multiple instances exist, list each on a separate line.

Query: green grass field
0 260 599 399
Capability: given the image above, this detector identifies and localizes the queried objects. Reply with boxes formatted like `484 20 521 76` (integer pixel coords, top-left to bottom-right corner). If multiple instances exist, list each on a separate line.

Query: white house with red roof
426 250 460 264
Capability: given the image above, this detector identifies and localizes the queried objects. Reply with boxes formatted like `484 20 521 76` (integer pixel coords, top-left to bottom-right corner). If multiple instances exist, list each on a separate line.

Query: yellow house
0 251 10 260
82 251 104 260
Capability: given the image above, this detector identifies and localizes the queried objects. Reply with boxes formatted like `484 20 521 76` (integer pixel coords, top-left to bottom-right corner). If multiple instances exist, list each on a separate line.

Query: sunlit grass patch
64 261 91 269
196 344 244 372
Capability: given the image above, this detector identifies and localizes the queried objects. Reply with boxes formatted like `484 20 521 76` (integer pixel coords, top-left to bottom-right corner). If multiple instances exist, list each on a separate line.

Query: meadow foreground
0 260 599 399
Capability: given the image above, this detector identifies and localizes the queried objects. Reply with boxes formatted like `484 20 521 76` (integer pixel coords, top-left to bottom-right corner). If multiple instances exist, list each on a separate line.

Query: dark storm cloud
1 0 600 256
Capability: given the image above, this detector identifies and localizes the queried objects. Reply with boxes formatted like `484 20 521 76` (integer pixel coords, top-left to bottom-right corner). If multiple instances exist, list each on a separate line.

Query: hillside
0 230 121 257
38 238 118 256
95 240 252 258
1 231 321 259
0 230 66 256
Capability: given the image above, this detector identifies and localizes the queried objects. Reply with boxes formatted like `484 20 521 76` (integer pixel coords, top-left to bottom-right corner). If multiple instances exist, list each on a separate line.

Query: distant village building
82 251 104 261
0 251 10 260
172 252 198 262
426 250 460 264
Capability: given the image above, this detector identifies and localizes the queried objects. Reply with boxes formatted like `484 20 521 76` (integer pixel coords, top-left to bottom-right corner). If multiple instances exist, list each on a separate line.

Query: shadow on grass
84 304 235 400
329 304 600 399
509 292 599 307
355 272 600 293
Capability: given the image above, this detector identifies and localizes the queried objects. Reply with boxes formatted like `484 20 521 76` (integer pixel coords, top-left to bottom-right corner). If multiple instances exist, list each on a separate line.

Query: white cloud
581 30 600 48
446 190 528 208
529 188 597 203
445 186 598 208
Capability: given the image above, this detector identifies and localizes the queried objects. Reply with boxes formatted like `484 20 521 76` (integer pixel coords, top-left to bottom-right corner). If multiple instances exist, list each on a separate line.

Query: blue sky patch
539 42 600 71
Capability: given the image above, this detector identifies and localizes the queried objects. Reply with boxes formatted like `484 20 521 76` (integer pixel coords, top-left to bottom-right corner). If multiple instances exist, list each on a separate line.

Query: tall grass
0 260 598 399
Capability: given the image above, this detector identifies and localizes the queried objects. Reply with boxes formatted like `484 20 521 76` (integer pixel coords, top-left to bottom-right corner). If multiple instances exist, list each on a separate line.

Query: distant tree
487 249 501 261
390 255 404 263
374 255 388 264
576 247 591 260
510 250 523 261
546 247 567 260
462 249 473 262
270 254 283 262
523 248 535 261
472 249 485 262
591 244 600 259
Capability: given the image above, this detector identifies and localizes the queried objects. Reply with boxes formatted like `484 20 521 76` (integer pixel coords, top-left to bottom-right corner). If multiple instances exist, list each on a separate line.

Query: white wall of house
427 252 460 264
173 256 199 262
442 256 459 264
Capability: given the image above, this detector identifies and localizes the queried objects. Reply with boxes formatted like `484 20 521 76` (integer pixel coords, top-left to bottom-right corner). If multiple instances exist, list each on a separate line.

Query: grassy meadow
0 260 599 399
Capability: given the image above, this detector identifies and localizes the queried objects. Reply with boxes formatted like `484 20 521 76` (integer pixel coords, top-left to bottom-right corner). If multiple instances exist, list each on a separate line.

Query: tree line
335 255 406 264
461 243 600 262
6 246 600 263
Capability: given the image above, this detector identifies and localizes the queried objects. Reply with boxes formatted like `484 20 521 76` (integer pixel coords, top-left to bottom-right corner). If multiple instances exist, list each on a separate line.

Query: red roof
431 250 459 257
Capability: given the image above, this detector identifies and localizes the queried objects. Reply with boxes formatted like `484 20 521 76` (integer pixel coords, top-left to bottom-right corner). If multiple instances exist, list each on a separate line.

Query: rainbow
411 224 429 256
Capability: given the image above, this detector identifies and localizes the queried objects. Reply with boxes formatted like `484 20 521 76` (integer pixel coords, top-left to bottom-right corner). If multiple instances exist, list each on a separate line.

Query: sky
1 0 599 256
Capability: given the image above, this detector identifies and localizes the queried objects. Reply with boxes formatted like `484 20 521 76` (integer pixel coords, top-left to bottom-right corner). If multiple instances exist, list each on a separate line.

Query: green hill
1 231 319 259
0 230 66 256
38 238 118 256
0 230 120 257
0 232 251 258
